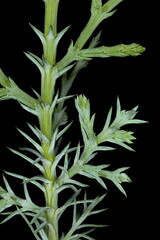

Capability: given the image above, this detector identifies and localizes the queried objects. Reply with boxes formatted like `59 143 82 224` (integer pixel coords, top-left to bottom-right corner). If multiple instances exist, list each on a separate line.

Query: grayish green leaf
20 104 38 116
8 148 44 172
56 122 72 140
17 128 44 154
51 144 70 178
17 207 42 240
0 199 13 214
30 206 53 225
24 51 43 74
29 23 45 44
5 171 45 193
2 175 15 196
63 194 106 240
65 179 88 188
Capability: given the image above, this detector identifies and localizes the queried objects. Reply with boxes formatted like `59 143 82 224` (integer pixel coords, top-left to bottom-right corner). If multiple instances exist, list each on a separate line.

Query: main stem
41 0 60 103
40 1 60 240
44 0 59 37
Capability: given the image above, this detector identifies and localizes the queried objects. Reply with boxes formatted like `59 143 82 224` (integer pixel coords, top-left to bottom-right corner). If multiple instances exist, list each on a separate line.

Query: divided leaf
62 194 106 240
97 97 147 151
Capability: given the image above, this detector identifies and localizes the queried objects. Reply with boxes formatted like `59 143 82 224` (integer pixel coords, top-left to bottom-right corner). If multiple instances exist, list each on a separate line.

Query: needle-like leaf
8 148 44 173
17 128 44 155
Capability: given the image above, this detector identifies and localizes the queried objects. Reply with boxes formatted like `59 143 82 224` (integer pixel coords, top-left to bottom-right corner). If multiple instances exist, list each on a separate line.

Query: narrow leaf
96 146 115 151
57 184 78 194
73 143 81 165
9 148 44 173
51 144 70 178
0 199 13 214
58 199 95 218
77 233 95 240
77 223 108 229
90 208 108 216
48 128 58 154
56 25 71 44
57 95 75 104
103 107 113 129
107 139 135 151
29 23 45 44
0 209 19 224
17 128 44 154
27 123 49 144
17 207 42 240
103 0 124 13
65 194 106 238
5 171 45 193
2 175 14 195
89 31 102 48
23 182 32 203
24 52 43 74
34 221 48 240
65 179 89 188
35 221 50 234
20 104 38 116
20 147 42 158
30 206 53 225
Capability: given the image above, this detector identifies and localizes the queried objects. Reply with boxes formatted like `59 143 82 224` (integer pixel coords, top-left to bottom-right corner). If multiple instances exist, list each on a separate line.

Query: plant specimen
0 0 146 240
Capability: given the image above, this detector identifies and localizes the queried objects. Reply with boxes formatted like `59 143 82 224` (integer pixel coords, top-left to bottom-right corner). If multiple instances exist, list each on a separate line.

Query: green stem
45 183 59 240
41 0 60 103
39 105 59 240
37 101 59 239
44 0 59 37
44 0 60 66
75 13 101 50
39 1 60 239
56 13 103 72
41 63 56 104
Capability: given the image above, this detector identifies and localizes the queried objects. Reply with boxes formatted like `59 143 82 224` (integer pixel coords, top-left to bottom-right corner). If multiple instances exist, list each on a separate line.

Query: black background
0 0 158 239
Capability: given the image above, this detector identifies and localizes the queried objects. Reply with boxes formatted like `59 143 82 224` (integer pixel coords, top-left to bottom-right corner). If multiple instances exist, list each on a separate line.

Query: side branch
75 0 124 49
0 69 39 109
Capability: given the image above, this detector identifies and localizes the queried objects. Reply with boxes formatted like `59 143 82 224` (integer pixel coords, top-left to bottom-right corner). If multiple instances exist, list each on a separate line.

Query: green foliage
0 0 146 240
